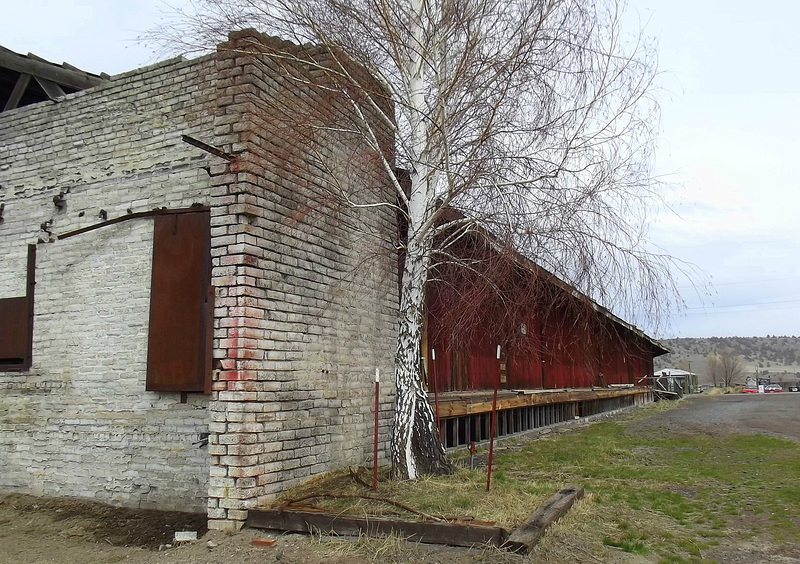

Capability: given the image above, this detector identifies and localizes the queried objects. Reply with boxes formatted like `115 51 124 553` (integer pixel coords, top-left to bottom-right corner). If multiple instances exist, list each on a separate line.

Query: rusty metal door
146 211 212 392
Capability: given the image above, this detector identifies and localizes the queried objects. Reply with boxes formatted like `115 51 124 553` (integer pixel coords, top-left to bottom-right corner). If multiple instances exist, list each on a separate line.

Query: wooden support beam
0 47 105 90
3 73 31 112
34 76 66 100
246 509 508 548
434 388 649 418
503 484 585 554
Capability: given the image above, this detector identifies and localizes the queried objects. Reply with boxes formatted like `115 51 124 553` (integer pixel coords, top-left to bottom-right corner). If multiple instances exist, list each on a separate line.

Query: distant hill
654 336 800 384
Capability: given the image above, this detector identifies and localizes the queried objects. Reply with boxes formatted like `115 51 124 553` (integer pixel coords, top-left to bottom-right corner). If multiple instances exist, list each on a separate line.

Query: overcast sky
2 0 798 339
632 0 800 339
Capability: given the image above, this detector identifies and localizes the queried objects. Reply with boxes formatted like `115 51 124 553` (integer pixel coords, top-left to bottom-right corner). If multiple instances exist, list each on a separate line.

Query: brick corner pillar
205 32 270 529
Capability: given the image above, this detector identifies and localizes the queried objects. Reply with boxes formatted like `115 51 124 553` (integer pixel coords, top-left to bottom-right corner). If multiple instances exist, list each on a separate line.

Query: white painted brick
0 33 399 524
0 56 216 513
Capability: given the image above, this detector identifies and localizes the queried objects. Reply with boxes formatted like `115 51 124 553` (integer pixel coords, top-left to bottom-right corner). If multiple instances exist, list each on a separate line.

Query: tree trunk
392 236 451 479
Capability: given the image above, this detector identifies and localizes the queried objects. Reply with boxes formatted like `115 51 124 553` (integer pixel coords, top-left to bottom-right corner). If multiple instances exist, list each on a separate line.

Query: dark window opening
0 245 36 371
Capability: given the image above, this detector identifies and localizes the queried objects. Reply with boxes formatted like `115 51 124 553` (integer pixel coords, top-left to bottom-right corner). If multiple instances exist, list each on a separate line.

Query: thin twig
348 466 373 489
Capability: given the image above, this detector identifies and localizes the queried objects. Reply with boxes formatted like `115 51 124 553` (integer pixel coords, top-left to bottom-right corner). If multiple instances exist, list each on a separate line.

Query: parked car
742 386 759 393
764 384 783 393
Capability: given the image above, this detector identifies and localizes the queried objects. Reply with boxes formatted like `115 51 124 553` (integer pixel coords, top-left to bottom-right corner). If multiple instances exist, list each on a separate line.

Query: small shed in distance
651 368 698 398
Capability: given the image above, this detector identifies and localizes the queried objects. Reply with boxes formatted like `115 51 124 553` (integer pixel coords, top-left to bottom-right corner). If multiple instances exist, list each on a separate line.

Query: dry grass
269 400 800 563
310 529 412 562
274 464 550 529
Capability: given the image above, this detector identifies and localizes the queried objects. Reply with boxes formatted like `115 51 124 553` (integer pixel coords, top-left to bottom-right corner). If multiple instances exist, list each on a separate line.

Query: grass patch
603 533 649 555
276 401 800 562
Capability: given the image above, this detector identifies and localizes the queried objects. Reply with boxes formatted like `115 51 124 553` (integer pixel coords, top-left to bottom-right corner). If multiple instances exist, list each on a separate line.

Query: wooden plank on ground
502 484 584 554
246 509 508 548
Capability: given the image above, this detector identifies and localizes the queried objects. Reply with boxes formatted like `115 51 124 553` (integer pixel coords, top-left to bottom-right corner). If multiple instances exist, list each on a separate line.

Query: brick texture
0 55 217 511
0 30 397 522
205 31 397 529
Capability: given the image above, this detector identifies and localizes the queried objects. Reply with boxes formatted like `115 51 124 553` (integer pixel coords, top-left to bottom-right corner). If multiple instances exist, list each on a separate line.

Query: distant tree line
654 336 800 385
657 336 800 369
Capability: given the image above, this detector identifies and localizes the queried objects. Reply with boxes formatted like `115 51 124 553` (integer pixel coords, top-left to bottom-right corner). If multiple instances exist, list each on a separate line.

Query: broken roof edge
217 28 394 115
0 45 108 90
0 44 214 99
105 53 198 81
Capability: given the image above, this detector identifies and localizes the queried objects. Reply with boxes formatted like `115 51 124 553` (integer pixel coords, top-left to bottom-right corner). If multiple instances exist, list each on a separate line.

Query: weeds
280 401 800 563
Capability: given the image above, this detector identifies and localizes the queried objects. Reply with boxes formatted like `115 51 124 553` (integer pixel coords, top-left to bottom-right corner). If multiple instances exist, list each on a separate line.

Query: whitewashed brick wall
0 32 398 523
204 31 397 529
0 55 217 512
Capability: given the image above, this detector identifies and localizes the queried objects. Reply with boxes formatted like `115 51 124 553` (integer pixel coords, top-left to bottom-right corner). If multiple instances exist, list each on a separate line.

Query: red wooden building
425 276 664 392
418 228 667 447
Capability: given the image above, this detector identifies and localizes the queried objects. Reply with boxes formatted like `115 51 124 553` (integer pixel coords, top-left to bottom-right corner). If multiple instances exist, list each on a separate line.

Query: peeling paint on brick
0 31 398 525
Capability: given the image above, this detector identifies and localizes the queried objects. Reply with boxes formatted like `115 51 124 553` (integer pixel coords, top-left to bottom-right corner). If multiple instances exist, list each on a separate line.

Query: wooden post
432 348 441 437
373 368 380 491
486 344 501 492
246 509 509 547
503 484 585 553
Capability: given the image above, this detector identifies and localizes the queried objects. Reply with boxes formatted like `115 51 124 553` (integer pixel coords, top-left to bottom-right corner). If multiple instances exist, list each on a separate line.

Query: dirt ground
0 494 493 564
2 393 800 564
633 394 800 564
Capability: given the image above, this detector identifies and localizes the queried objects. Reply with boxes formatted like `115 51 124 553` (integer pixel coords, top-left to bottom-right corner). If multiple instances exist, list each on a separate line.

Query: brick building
0 30 397 530
0 29 666 530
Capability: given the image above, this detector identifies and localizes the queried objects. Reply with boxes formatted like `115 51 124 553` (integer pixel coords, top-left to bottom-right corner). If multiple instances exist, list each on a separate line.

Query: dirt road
2 393 799 563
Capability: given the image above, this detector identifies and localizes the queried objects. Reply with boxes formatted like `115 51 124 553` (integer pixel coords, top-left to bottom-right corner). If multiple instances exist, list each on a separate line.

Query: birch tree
154 0 677 478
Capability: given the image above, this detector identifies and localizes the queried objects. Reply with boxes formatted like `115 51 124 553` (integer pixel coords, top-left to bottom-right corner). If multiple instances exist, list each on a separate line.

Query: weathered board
435 388 647 417
246 509 508 548
503 484 585 553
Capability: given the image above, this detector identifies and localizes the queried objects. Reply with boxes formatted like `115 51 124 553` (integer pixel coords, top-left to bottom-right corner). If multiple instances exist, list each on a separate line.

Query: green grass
603 533 650 555
282 401 800 562
487 407 800 561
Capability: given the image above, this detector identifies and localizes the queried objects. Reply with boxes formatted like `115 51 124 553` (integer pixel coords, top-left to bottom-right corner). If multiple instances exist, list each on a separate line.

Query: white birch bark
388 0 450 478
392 214 450 478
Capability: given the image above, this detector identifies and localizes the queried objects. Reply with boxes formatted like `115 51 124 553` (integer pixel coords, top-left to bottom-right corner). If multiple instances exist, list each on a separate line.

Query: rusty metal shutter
0 245 35 371
146 210 212 393
0 297 30 368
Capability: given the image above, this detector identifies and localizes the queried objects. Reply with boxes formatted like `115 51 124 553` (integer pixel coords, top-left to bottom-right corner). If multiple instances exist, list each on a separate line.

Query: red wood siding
425 276 661 393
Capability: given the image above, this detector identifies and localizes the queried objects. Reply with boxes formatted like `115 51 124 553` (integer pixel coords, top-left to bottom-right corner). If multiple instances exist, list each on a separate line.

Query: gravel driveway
634 393 800 441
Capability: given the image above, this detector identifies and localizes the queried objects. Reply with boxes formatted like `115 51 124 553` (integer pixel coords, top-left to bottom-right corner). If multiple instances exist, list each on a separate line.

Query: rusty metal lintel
56 206 210 241
181 135 236 161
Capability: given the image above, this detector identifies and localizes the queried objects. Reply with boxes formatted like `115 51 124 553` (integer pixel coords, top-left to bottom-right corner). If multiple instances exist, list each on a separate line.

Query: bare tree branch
148 0 688 479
